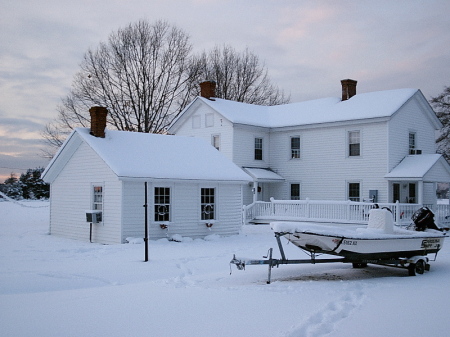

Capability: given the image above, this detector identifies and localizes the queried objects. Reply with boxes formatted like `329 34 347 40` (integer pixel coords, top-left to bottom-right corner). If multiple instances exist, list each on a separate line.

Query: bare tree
192 45 290 105
42 22 289 157
430 86 450 161
42 20 195 155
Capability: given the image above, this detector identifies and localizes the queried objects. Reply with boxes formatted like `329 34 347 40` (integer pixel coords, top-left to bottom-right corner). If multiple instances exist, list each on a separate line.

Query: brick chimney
89 106 108 138
199 81 216 100
341 79 357 101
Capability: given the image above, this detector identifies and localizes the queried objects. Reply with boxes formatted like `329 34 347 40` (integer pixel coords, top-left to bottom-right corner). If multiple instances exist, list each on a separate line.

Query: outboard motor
411 207 441 231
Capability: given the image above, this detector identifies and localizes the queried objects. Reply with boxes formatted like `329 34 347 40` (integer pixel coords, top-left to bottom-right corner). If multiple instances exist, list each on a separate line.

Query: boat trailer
230 232 434 284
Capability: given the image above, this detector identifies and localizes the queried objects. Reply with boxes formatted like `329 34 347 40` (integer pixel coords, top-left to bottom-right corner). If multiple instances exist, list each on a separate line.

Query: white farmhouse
169 80 450 206
42 107 251 244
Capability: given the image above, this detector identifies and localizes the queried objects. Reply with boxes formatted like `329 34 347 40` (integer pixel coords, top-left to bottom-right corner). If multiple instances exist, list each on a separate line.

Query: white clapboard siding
423 182 437 205
122 181 243 240
233 126 270 168
50 141 122 244
171 89 447 208
216 184 244 235
121 181 146 241
388 95 438 170
173 103 235 162
265 120 389 202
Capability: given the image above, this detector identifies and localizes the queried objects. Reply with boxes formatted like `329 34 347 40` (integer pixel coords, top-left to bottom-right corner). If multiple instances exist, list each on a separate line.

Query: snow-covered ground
1 200 450 337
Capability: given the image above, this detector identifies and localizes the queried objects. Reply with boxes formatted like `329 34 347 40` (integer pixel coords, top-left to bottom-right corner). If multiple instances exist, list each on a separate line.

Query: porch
243 198 450 227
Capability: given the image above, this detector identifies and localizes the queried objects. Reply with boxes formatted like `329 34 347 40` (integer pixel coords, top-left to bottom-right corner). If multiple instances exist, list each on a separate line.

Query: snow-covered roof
195 88 419 128
242 167 285 182
384 154 449 180
43 128 251 182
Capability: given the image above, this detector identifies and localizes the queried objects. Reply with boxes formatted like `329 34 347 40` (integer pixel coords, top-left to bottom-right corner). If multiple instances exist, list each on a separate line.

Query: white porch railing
243 198 450 226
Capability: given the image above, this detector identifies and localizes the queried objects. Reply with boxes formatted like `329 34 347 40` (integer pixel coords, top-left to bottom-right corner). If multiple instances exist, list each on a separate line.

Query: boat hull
280 231 445 260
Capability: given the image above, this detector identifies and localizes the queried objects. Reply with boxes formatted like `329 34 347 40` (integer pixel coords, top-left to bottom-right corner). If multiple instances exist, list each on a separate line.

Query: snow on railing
243 198 450 226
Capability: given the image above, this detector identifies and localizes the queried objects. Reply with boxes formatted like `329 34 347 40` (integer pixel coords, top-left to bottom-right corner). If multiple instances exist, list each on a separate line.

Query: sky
1 0 450 181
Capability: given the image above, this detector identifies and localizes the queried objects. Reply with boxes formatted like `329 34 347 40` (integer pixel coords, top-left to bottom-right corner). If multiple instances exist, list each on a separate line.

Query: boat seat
367 209 395 234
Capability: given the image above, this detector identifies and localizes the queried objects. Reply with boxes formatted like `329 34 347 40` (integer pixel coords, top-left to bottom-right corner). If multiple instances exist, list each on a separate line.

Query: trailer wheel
352 262 367 268
408 260 426 276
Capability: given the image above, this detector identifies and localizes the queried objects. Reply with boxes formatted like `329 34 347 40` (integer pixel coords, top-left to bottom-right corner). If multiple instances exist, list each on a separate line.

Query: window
408 183 416 203
205 113 214 127
212 135 220 151
348 131 360 156
192 115 201 129
254 138 263 160
393 183 400 203
290 183 300 200
291 137 300 159
201 188 215 220
93 186 103 210
409 132 416 150
154 187 170 222
348 182 360 201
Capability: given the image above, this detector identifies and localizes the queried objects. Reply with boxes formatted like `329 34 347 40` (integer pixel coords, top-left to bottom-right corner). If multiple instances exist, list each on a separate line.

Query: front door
392 182 417 203
393 183 400 203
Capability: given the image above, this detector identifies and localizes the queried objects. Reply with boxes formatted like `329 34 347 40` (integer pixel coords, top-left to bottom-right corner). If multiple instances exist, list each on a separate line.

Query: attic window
212 135 220 151
205 113 214 127
192 115 201 129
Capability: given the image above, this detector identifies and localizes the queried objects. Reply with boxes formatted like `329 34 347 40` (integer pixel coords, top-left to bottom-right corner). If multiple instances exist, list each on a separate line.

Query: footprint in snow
282 284 365 337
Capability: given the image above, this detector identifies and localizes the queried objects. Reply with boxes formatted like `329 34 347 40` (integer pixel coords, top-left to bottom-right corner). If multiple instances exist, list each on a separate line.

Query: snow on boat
271 208 446 261
231 207 447 283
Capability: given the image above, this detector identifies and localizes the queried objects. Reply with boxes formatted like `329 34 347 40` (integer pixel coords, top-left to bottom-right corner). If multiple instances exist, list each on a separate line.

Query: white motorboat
271 208 446 261
231 207 447 282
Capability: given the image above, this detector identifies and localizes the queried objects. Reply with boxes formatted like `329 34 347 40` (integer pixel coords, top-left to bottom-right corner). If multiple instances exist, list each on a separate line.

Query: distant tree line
0 168 49 200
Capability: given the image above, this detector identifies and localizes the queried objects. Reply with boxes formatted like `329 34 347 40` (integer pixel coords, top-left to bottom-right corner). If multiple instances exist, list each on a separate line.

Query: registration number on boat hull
421 239 441 249
342 239 358 246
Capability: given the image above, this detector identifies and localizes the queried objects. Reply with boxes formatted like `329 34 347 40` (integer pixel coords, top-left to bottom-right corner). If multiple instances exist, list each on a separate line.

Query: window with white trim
254 137 263 160
348 182 360 201
291 136 300 159
212 135 220 151
409 132 416 150
205 113 214 127
154 187 170 222
192 115 201 129
290 183 300 200
348 130 360 157
93 186 103 210
201 188 215 220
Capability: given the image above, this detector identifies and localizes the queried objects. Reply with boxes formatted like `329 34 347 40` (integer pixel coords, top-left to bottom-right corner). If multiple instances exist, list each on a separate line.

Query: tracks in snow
282 283 366 337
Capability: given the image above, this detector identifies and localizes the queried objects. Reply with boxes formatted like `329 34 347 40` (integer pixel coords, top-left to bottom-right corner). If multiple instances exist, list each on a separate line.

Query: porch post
418 181 424 205
253 181 258 203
